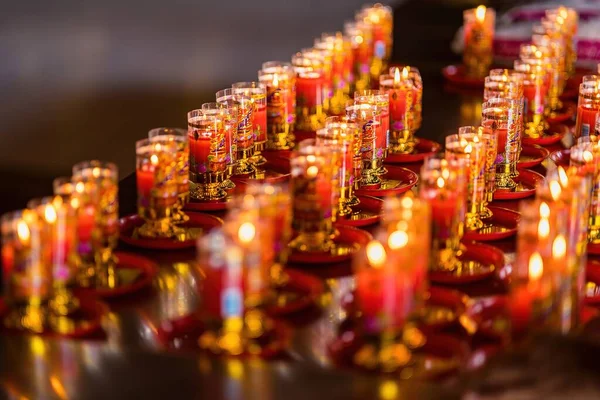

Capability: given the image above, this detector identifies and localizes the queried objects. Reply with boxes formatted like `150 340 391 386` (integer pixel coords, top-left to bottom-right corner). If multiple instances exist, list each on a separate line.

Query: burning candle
462 5 495 78
379 67 416 150
575 79 600 140
259 65 295 150
510 252 545 333
346 101 382 186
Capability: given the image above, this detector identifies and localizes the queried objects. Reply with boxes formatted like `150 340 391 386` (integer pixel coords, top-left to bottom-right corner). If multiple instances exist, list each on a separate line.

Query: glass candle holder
201 102 237 191
484 70 525 101
344 20 371 93
301 47 335 116
482 97 522 189
72 160 119 275
149 128 190 224
316 124 357 217
53 177 75 199
217 88 256 175
319 32 351 98
419 155 466 271
389 66 423 129
575 78 600 141
346 101 383 186
326 116 362 205
258 66 295 150
445 132 487 231
355 89 390 172
379 67 417 154
27 196 79 319
521 42 565 113
289 141 335 253
357 5 394 87
570 142 600 244
462 6 495 78
314 37 351 116
291 56 326 132
232 82 268 166
1 208 50 332
187 109 229 201
514 60 549 138
135 138 180 239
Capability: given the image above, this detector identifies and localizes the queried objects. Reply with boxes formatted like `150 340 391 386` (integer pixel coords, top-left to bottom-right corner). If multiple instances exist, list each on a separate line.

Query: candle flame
402 67 409 80
464 143 473 154
436 177 445 189
273 74 279 88
44 204 57 224
75 182 85 193
307 165 319 178
92 167 101 178
549 181 562 200
552 234 567 259
307 155 316 163
394 68 401 85
557 166 569 187
70 197 80 209
150 154 159 166
475 5 486 22
366 240 386 268
17 220 30 243
400 196 413 209
539 202 550 218
388 230 409 249
583 150 594 163
528 252 543 281
238 222 256 244
538 218 550 239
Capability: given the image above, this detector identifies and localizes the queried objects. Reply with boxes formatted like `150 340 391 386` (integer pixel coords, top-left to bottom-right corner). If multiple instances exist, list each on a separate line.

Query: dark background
0 0 523 215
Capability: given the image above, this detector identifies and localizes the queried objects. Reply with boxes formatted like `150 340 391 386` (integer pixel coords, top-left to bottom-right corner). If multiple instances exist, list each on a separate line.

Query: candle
575 80 600 139
380 67 415 133
296 71 324 110
232 82 268 143
462 6 495 78
510 252 544 332
187 110 228 177
259 66 294 150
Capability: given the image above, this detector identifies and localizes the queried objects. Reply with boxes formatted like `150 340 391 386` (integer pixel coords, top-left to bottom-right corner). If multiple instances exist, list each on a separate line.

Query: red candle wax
254 104 267 142
389 87 408 123
316 175 333 214
356 268 412 332
509 285 537 334
296 72 323 109
483 126 507 154
575 105 600 139
192 136 212 169
136 167 155 199
429 195 460 241
523 83 548 118
77 205 96 243
2 244 14 278
377 108 389 149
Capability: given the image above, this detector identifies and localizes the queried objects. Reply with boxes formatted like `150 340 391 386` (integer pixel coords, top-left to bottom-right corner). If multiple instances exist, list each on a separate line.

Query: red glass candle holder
1 208 50 332
354 89 389 167
300 47 335 116
326 116 362 205
187 109 229 201
27 196 79 321
232 82 268 166
258 64 295 150
380 68 417 154
462 6 495 78
521 42 565 114
357 4 394 87
574 79 600 141
388 66 423 129
149 128 190 224
288 140 335 253
344 20 372 93
445 132 487 231
316 123 358 217
419 155 467 272
217 88 256 175
514 60 550 138
291 55 326 132
135 138 180 239
201 102 237 191
482 97 522 189
346 101 383 186
483 70 525 102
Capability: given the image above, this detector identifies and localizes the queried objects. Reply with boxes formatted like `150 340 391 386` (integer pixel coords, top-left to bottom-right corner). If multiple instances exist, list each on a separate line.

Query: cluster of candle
1 161 119 332
197 182 291 355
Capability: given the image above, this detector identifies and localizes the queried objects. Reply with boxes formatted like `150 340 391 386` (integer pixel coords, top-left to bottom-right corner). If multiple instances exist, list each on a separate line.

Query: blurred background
0 0 524 214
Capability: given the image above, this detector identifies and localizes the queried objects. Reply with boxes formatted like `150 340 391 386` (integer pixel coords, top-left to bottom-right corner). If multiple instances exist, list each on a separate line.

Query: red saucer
549 148 570 168
294 130 316 143
335 195 383 228
354 166 418 198
421 286 470 331
184 198 229 212
517 145 550 169
522 124 569 147
265 269 325 317
119 212 223 250
76 252 158 299
233 157 291 184
492 169 544 201
384 138 442 164
288 225 372 265
589 243 600 256
442 64 485 88
585 259 600 305
462 207 519 242
262 149 291 162
0 293 108 339
429 242 504 285
546 102 576 125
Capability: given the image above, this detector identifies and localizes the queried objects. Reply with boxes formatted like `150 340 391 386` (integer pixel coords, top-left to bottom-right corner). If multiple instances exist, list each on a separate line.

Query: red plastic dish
549 149 570 168
294 130 316 143
442 64 485 88
492 169 544 201
288 225 372 265
184 198 229 212
585 259 600 305
546 102 576 125
421 286 470 331
233 157 291 184
384 138 442 164
462 207 520 242
517 145 550 169
265 269 325 317
119 212 223 250
429 242 505 285
589 243 600 256
0 293 108 339
335 195 383 228
354 166 418 198
522 124 569 147
76 251 158 299
262 149 291 162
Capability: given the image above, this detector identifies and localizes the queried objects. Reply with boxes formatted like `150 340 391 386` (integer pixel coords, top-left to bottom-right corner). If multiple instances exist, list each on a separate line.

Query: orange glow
476 6 486 22
529 252 543 281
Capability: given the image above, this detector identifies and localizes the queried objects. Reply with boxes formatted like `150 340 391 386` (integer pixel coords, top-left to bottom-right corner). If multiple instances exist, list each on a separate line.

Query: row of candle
1 161 119 332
